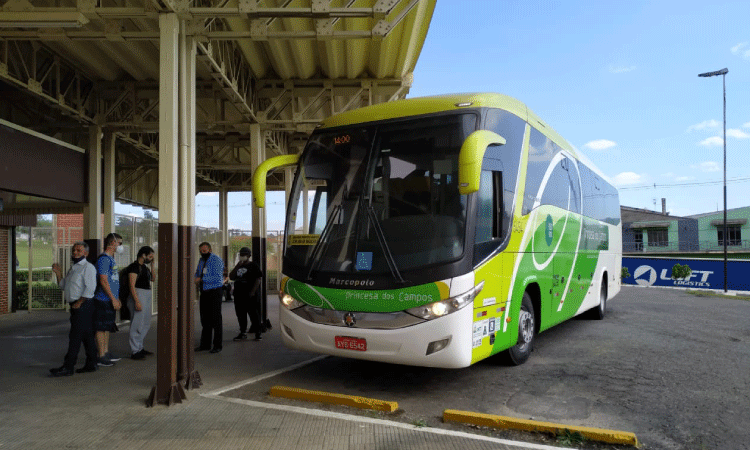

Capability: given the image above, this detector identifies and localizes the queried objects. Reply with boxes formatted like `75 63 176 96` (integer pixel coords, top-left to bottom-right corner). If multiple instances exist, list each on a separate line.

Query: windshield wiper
366 204 405 284
306 204 342 281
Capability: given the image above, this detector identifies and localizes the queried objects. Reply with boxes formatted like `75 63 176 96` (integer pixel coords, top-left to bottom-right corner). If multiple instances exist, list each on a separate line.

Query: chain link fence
15 215 282 311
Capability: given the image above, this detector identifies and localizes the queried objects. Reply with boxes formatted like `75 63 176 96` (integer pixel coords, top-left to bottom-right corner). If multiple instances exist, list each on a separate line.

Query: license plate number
335 336 367 352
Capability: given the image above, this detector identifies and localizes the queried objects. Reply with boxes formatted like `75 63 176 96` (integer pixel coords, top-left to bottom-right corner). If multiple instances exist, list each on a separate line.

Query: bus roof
318 92 576 157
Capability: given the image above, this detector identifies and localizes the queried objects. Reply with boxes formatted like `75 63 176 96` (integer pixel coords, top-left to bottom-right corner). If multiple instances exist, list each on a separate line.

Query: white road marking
202 358 563 450
201 355 328 396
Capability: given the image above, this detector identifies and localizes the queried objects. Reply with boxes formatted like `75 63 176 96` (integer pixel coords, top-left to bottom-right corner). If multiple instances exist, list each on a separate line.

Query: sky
117 0 750 228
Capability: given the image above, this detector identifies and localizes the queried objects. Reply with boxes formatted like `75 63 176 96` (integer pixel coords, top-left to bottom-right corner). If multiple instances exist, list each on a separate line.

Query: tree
671 264 692 280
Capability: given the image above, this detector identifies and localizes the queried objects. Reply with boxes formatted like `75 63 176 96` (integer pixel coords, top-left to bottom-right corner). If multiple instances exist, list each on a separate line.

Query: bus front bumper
279 304 474 368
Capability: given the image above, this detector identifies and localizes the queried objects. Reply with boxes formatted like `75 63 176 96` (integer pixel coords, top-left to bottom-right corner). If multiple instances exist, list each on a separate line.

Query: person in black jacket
229 247 263 341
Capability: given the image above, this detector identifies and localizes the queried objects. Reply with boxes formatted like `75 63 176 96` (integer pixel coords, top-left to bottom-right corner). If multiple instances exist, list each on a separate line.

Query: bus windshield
284 113 477 280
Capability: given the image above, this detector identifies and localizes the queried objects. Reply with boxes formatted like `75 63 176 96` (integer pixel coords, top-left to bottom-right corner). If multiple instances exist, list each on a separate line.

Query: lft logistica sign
622 257 750 291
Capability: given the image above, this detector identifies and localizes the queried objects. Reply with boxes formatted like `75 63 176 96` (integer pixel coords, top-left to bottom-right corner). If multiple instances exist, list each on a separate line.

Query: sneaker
131 351 145 360
97 357 115 367
104 352 121 362
140 349 153 355
254 334 262 341
233 333 248 341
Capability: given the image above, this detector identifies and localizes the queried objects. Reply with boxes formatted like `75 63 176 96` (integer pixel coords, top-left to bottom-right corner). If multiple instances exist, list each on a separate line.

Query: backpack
118 267 132 321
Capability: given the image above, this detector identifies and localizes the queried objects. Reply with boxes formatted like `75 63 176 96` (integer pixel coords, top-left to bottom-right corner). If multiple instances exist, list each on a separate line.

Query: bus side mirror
458 130 506 195
252 154 300 207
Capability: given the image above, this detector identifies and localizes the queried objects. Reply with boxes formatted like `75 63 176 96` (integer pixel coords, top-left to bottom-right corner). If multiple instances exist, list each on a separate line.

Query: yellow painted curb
443 409 639 448
269 386 399 413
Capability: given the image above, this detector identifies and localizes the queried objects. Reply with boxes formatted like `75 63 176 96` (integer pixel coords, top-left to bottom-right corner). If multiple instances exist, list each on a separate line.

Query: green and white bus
253 93 621 368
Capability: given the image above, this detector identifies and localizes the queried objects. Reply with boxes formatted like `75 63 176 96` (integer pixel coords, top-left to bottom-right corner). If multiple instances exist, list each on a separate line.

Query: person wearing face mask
194 242 225 353
125 246 155 360
49 242 98 376
229 247 263 341
93 232 123 367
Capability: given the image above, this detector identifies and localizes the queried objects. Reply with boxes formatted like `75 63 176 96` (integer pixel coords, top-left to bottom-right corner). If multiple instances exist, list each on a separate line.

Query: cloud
727 128 750 139
687 119 719 132
693 161 720 172
743 121 750 129
612 172 643 186
661 172 695 182
731 42 750 60
699 136 723 147
608 65 636 74
583 139 617 151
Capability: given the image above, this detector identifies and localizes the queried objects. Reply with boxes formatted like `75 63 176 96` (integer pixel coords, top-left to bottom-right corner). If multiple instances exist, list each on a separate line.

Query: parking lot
223 286 750 450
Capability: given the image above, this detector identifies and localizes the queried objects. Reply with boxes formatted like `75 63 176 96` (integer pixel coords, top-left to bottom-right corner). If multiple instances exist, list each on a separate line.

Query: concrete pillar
219 188 229 265
103 131 116 235
83 125 102 263
250 124 268 327
284 167 293 204
149 12 186 407
177 19 199 391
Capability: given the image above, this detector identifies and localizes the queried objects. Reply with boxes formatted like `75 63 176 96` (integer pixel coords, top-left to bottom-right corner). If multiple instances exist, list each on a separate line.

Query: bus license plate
335 336 367 352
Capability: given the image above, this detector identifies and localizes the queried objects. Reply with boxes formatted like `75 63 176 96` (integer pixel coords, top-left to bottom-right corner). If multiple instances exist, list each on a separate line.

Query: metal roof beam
0 40 95 122
196 40 256 122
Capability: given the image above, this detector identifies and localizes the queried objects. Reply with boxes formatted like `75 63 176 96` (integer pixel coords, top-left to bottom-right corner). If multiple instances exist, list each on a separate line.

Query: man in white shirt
49 242 98 377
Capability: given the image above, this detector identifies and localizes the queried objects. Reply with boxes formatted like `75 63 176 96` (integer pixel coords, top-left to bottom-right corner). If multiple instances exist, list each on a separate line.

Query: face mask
116 245 124 254
72 255 86 264
201 252 210 260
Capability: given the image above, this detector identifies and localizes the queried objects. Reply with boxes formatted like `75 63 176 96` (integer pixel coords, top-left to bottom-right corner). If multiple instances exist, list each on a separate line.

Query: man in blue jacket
194 242 225 353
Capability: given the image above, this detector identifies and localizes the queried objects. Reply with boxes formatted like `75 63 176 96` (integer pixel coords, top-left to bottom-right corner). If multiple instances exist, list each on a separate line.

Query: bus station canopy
0 0 436 212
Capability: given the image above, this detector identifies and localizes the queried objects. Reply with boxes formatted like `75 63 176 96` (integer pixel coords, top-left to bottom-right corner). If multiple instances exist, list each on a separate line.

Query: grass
411 418 428 428
685 290 750 301
555 429 586 447
15 243 55 269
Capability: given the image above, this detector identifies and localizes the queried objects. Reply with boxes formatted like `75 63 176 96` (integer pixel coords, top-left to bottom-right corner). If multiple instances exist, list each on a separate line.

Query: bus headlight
280 293 305 310
405 281 484 320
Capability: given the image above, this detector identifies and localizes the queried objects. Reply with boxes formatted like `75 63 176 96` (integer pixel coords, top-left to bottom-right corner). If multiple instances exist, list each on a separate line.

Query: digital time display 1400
334 134 351 145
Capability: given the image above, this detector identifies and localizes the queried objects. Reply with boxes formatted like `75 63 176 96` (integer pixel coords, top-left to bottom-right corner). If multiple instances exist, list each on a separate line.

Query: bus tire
587 276 607 320
503 292 535 366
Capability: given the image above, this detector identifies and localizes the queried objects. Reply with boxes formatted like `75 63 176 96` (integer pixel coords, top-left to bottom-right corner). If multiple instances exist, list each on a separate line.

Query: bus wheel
504 292 535 366
588 276 607 320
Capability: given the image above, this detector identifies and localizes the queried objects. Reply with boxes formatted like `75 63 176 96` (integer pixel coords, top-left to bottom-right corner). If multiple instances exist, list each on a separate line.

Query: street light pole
698 68 728 292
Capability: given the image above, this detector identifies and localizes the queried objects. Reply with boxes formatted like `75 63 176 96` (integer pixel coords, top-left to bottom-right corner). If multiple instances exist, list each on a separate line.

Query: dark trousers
199 287 223 349
63 298 98 369
234 288 261 334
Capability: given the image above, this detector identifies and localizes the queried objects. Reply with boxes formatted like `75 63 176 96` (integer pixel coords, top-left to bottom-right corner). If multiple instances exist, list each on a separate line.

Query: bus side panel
509 206 584 333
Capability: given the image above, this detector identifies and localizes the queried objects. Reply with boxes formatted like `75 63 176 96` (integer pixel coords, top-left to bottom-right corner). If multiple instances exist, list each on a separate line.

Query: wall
623 256 750 292
678 218 699 251
0 227 8 314
56 214 84 246
692 206 750 251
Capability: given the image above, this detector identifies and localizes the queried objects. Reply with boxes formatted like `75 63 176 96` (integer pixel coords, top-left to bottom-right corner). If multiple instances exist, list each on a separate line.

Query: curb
269 386 399 413
443 409 639 447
